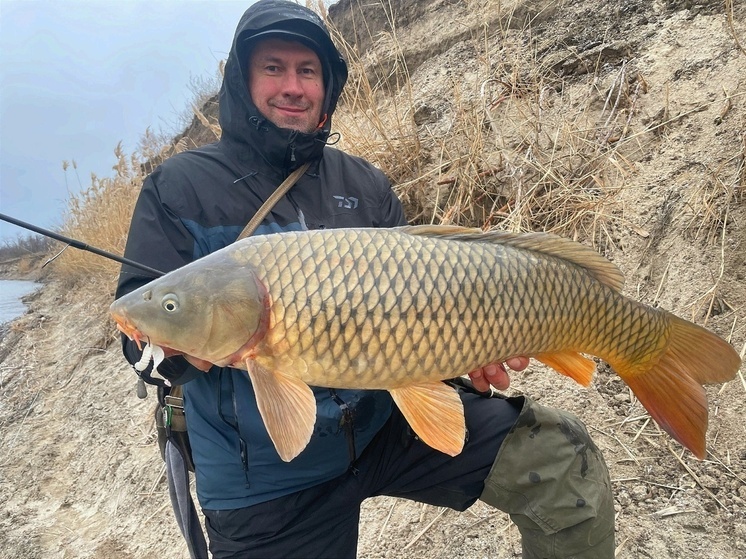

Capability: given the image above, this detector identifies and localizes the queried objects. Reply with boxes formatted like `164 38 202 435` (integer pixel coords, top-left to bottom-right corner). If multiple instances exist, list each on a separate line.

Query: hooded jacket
116 0 406 509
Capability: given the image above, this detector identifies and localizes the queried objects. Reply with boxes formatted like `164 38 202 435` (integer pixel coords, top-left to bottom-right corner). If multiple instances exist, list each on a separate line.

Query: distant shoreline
0 277 44 344
0 255 47 282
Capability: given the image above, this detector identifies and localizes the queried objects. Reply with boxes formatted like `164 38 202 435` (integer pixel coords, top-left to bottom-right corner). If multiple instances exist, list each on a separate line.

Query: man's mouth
273 104 309 114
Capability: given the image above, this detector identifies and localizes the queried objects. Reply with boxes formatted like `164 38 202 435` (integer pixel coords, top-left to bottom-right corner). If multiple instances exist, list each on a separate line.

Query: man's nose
279 71 304 96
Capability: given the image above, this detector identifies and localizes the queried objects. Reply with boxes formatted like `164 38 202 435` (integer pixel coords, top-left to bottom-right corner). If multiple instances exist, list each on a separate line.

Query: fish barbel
110 225 741 461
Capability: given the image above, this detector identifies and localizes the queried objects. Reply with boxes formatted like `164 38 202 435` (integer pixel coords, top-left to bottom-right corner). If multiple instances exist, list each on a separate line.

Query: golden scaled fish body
110 226 740 461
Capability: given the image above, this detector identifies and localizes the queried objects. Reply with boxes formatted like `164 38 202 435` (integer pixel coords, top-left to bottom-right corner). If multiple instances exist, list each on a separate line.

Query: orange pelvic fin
246 359 317 462
535 351 597 387
618 314 741 459
389 382 466 456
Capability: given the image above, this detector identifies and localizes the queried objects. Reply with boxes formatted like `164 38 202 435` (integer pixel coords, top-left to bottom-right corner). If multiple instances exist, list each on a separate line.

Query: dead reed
323 1 651 251
53 143 149 288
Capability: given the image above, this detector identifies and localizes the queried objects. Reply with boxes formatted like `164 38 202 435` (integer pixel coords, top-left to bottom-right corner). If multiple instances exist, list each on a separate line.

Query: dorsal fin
400 225 625 292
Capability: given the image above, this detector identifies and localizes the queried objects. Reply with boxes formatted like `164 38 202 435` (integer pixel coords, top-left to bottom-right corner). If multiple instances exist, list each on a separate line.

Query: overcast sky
0 0 256 242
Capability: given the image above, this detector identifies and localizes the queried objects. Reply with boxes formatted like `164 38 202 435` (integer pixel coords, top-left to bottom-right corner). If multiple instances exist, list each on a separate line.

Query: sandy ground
1 0 745 557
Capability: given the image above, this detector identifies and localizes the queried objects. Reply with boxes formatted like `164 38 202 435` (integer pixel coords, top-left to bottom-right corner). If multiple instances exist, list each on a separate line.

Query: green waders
480 396 615 559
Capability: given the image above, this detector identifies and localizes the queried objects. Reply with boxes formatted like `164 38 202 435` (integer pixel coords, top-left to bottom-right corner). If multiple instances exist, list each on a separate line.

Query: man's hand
468 357 529 392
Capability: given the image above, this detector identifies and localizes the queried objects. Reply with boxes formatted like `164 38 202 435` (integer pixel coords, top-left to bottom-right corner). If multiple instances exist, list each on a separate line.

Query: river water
0 279 41 324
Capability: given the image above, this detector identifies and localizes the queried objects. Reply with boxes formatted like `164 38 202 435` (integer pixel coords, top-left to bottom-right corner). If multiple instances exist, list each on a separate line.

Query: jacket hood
218 0 348 170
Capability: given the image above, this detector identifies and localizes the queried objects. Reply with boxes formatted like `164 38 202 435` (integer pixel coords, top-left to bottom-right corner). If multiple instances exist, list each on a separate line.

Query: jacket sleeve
379 187 408 227
373 172 408 227
115 170 202 386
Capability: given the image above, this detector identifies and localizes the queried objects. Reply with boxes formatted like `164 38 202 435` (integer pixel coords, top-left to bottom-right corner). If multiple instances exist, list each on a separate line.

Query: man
116 1 614 557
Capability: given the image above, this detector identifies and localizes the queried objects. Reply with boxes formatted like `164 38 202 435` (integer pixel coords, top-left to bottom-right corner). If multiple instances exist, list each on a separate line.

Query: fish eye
161 293 180 313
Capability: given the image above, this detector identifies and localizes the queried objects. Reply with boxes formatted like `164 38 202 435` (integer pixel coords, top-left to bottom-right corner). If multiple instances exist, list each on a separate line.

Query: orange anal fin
535 351 596 387
389 382 465 457
246 359 317 462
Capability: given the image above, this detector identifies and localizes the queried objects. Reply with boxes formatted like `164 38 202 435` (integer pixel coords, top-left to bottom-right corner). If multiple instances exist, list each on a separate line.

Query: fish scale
251 229 619 388
110 225 740 461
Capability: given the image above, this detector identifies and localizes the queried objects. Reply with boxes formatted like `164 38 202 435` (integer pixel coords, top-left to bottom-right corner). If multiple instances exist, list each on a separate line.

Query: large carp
110 225 740 461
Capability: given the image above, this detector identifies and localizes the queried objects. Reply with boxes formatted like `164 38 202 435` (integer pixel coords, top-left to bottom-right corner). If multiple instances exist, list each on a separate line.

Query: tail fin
619 314 740 459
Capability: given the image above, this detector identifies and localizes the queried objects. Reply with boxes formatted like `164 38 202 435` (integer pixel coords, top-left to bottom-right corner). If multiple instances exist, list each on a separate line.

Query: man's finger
468 368 491 392
505 356 530 371
468 362 511 391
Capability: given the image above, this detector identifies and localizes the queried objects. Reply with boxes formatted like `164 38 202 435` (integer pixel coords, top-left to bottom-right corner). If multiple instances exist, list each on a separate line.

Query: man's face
247 38 325 134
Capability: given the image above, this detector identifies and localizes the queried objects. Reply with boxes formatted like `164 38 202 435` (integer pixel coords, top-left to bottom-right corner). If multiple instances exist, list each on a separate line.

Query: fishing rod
0 212 164 277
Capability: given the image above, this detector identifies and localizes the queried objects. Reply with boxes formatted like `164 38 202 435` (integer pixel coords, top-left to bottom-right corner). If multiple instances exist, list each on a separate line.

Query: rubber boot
480 396 615 558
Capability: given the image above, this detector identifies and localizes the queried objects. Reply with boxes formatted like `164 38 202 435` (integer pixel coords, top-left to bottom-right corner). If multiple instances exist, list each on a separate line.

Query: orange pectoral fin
535 351 597 387
246 360 317 462
389 382 466 457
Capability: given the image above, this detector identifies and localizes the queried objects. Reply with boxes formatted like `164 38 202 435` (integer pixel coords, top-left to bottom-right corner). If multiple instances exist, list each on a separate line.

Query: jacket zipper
329 389 357 469
288 130 298 163
217 369 251 488
232 388 251 488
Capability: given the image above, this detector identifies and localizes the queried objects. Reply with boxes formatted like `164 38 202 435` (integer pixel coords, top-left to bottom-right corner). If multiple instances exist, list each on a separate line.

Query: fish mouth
111 313 146 350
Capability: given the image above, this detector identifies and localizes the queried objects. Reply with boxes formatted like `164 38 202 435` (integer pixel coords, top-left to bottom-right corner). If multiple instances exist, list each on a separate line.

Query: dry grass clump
46 68 223 291
52 143 149 288
476 57 648 244
323 2 680 252
683 123 745 245
325 6 423 188
41 58 225 291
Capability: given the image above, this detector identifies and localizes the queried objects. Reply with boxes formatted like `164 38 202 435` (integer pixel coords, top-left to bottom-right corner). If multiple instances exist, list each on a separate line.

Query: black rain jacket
115 0 406 509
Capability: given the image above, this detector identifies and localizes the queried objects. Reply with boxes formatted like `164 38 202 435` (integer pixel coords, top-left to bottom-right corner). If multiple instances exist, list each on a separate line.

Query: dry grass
52 143 150 289
30 62 225 291
39 70 222 290
725 0 745 56
323 1 654 250
682 110 746 245
323 1 423 187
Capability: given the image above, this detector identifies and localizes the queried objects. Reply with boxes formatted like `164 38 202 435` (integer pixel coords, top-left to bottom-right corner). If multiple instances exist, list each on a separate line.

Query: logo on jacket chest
333 195 359 209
